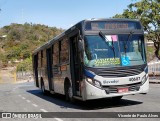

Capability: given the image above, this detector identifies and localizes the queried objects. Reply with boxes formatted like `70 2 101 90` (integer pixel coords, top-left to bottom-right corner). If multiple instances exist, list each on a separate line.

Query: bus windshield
84 34 146 67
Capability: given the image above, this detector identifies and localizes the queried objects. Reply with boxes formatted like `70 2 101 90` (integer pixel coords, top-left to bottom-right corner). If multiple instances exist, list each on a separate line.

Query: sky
0 0 136 29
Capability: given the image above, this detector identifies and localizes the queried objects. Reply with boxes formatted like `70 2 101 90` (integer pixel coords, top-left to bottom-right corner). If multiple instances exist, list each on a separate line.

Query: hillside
0 23 64 68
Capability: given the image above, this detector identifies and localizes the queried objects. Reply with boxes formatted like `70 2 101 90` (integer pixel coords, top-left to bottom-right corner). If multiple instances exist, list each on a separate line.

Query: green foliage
113 0 160 59
0 52 7 63
6 46 21 59
146 46 155 61
0 23 64 66
16 57 32 72
113 0 160 31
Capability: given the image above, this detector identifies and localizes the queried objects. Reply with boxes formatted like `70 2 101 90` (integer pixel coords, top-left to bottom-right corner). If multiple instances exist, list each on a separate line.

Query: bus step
76 91 80 96
73 96 83 100
50 91 55 94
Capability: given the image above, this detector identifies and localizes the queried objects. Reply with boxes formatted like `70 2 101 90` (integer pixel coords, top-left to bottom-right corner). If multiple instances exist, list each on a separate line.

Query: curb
149 81 160 84
14 80 34 84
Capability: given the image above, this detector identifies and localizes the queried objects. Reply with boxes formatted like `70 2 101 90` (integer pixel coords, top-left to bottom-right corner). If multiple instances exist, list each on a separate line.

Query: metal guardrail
16 71 32 81
148 61 160 76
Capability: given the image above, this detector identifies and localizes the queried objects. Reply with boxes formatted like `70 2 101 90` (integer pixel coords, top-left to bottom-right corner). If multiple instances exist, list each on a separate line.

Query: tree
0 23 64 66
16 57 32 72
113 0 160 59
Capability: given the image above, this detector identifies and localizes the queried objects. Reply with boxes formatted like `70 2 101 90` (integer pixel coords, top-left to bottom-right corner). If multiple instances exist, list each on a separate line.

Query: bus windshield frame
84 34 146 68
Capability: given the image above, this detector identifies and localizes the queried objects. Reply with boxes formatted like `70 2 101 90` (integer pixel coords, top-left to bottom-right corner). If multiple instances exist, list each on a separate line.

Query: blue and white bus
33 18 149 101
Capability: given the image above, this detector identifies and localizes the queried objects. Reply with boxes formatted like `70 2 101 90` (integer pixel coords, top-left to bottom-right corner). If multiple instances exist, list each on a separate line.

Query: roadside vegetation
113 0 160 60
146 46 155 61
0 23 64 71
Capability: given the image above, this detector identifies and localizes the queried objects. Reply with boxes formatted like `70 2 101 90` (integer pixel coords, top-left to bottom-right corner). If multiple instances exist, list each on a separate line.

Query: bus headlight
141 74 148 85
87 78 102 88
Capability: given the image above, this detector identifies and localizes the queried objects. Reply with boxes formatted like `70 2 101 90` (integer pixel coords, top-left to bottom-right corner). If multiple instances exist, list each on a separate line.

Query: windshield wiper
99 31 115 58
124 31 134 56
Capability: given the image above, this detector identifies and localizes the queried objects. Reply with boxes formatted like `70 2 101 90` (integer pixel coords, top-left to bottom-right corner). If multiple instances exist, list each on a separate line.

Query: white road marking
22 97 26 99
40 109 48 112
26 100 31 103
32 104 38 107
16 83 63 121
54 118 64 121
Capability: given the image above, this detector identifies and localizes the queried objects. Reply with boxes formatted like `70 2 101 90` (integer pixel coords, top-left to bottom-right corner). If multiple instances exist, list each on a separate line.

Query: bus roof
85 18 140 22
33 18 141 55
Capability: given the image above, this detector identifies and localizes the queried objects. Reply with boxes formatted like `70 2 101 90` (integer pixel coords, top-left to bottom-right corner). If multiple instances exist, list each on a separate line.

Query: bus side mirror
78 40 84 52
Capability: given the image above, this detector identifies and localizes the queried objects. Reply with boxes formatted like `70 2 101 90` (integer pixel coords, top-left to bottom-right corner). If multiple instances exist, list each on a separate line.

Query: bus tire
64 81 74 102
41 80 47 95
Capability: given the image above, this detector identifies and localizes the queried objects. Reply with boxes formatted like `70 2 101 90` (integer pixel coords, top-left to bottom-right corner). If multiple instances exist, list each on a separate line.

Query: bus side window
60 38 69 63
38 52 41 68
43 50 46 67
41 50 43 67
53 42 59 65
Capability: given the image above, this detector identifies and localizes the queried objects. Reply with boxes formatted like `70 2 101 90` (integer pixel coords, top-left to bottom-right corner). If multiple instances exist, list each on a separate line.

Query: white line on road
40 109 48 112
54 118 64 121
32 104 38 107
18 95 21 97
22 97 25 99
26 100 31 103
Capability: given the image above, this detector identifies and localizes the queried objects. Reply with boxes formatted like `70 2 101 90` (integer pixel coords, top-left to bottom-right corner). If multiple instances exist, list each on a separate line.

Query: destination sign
85 21 141 30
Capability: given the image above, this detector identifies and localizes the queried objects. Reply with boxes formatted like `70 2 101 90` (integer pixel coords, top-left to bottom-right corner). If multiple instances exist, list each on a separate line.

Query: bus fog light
136 86 140 91
105 89 110 94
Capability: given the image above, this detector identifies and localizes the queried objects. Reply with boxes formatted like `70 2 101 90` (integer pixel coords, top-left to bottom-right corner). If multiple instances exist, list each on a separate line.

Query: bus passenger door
46 48 53 91
70 35 83 96
33 54 39 87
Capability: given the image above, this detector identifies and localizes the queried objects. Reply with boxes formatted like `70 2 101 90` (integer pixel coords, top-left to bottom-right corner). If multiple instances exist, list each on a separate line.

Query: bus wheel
65 82 74 102
112 96 123 101
41 81 47 95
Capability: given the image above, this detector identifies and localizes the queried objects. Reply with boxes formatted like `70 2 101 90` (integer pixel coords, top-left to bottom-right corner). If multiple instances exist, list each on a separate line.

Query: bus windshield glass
84 34 146 67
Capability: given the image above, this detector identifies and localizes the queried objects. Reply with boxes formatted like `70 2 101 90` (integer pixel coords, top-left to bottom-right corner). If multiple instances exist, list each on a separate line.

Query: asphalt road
0 67 160 121
0 70 160 121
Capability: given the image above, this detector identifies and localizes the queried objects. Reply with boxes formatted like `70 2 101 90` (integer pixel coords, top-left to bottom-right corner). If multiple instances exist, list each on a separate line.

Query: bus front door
70 35 82 96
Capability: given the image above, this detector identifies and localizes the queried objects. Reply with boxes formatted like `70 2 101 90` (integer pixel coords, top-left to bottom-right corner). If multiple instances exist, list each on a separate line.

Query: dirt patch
0 67 16 84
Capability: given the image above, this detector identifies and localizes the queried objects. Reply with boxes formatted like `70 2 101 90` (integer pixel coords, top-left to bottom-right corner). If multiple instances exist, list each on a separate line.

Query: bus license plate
118 88 128 93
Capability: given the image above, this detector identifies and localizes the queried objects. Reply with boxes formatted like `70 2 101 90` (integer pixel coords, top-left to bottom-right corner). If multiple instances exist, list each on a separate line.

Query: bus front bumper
83 78 149 100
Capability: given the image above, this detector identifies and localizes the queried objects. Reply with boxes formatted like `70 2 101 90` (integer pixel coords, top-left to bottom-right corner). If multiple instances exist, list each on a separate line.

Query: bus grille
97 67 143 78
102 82 141 94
